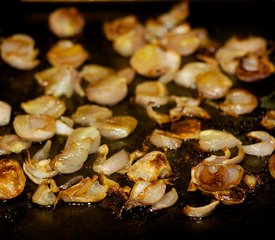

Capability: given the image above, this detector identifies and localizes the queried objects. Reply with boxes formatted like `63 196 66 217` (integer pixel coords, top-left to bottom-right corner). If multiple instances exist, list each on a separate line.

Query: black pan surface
0 1 274 239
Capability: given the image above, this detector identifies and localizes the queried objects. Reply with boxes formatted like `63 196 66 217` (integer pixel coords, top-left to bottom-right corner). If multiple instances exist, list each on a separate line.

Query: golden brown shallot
170 119 201 140
261 110 275 130
0 134 31 155
174 61 217 89
21 95 66 119
94 116 137 140
86 75 128 106
127 151 172 182
151 187 178 211
35 66 81 98
48 7 85 38
196 70 233 99
134 81 169 108
58 175 108 203
47 40 88 68
80 64 114 83
93 144 130 176
243 174 259 189
130 44 181 78
32 179 59 206
0 159 26 200
146 104 171 125
211 187 246 205
0 33 39 70
242 131 275 156
199 129 241 152
144 19 169 41
268 154 275 179
13 114 56 142
220 88 258 117
190 162 244 192
0 101 11 126
183 200 220 218
72 104 113 126
149 129 182 150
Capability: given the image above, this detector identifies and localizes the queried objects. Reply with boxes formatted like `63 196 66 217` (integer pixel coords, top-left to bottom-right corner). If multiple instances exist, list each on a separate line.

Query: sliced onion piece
94 116 137 140
170 119 201 140
0 134 31 155
127 151 172 182
268 154 275 179
212 187 246 205
55 117 74 136
13 114 56 142
21 95 66 119
261 110 275 130
0 101 11 126
151 187 178 211
150 129 182 150
0 159 26 200
146 105 171 125
183 200 220 218
80 64 114 83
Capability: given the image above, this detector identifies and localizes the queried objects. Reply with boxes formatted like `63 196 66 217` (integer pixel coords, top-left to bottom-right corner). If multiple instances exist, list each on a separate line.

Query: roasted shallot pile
0 1 274 221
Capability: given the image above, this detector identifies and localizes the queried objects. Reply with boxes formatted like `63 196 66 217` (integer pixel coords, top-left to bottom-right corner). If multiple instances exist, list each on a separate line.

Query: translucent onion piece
261 110 275 130
183 200 220 218
86 75 128 106
151 187 178 211
72 104 113 126
150 129 182 150
130 44 181 78
48 7 85 38
94 116 137 140
268 154 275 179
93 144 129 175
220 88 258 117
127 151 172 182
13 114 56 142
0 159 26 200
174 62 217 89
135 81 169 108
191 162 244 192
0 134 31 155
35 66 80 98
145 19 168 41
146 105 171 125
0 33 39 70
170 119 201 140
80 64 114 83
103 15 139 41
199 129 241 151
196 70 233 99
55 117 74 136
0 101 11 126
21 95 66 119
58 176 108 203
33 140 52 161
47 40 88 68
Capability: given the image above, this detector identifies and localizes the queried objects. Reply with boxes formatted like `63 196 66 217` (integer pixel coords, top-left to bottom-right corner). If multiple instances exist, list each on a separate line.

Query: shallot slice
55 117 74 136
261 110 275 130
151 187 178 211
0 159 26 200
183 200 220 218
0 134 31 155
0 33 39 70
146 105 171 125
48 7 85 38
80 64 114 83
13 114 56 142
0 101 11 126
149 129 182 150
268 154 275 179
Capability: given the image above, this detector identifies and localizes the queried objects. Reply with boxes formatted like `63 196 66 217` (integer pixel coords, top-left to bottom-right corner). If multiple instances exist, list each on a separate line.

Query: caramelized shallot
0 134 31 155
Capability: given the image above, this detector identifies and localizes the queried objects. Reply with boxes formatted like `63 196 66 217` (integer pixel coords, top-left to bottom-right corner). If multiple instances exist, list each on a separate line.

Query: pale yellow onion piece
35 66 79 98
150 129 182 150
220 88 258 117
48 7 85 38
0 134 31 155
71 104 113 126
0 101 11 126
261 110 275 130
268 154 275 179
127 151 172 182
65 126 101 154
55 116 74 136
246 131 275 144
128 180 166 206
130 44 181 78
58 175 108 203
33 140 52 161
113 25 147 57
199 129 241 151
146 105 171 125
13 114 56 142
135 81 169 108
0 33 39 70
51 138 92 174
0 159 26 200
151 187 178 211
191 162 244 192
144 18 168 41
94 116 137 140
116 67 136 85
196 70 233 99
32 180 58 206
93 144 130 175
174 62 217 89
47 40 88 68
183 200 220 218
80 64 114 83
86 75 128 106
21 95 66 119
